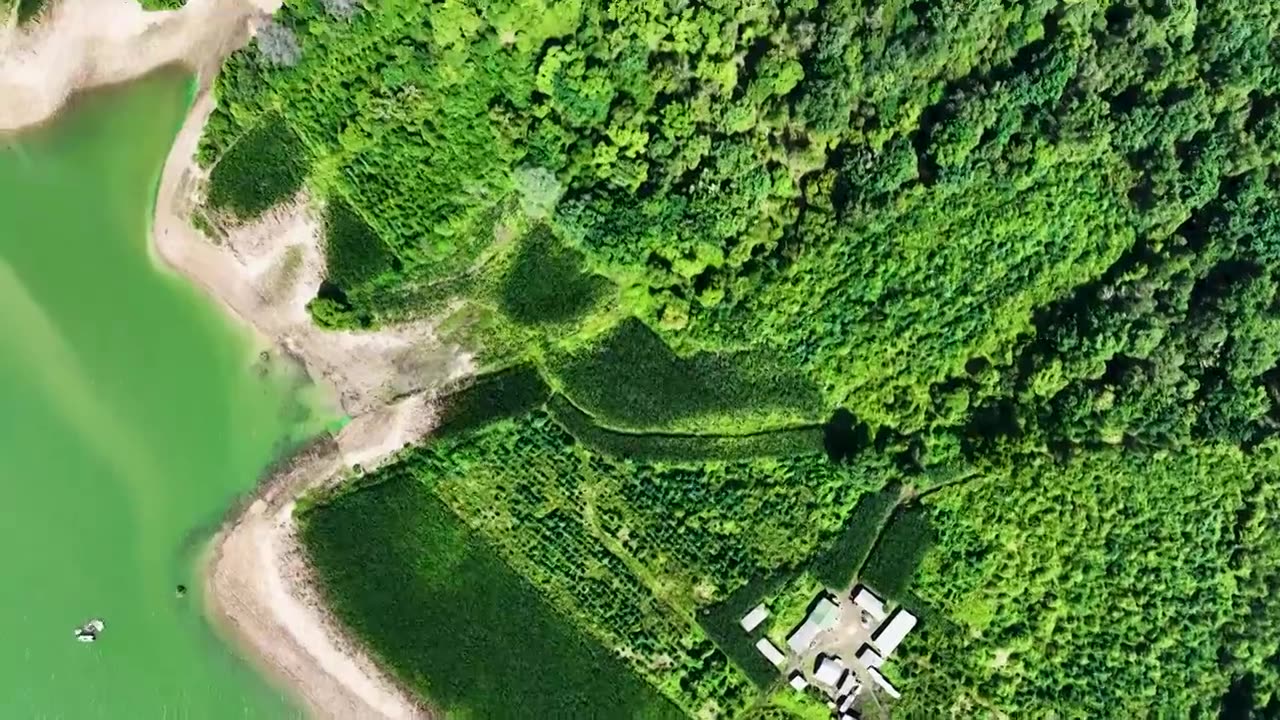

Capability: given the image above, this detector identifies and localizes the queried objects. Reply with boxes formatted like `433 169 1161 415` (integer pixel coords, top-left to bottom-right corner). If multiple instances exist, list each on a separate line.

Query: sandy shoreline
204 395 443 720
1 1 468 718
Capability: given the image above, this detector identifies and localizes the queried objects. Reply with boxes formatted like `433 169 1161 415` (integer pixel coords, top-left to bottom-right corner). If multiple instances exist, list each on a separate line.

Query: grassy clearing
206 114 307 219
548 395 825 462
811 485 902 589
300 468 683 720
551 318 826 432
766 687 832 720
500 225 610 326
860 505 935 600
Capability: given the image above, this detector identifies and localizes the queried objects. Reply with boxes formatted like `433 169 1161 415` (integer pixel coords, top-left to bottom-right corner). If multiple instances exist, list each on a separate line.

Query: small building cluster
736 583 918 719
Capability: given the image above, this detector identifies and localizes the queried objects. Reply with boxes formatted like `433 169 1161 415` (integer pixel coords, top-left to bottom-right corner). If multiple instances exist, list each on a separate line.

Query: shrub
306 282 369 329
318 0 359 20
205 114 307 219
513 166 564 219
15 0 45 23
255 19 301 67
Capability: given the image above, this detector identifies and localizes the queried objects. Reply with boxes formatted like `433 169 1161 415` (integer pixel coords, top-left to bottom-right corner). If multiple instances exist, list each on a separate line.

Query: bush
306 283 369 329
499 225 608 325
15 0 45 22
206 114 307 219
300 469 682 719
318 0 359 20
860 505 935 600
136 0 184 9
551 318 826 431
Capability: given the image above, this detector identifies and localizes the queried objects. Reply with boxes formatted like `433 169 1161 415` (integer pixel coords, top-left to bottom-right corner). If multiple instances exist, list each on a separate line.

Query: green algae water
0 72 323 717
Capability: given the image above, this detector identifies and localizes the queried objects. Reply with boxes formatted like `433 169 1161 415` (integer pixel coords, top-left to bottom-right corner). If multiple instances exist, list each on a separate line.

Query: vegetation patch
897 446 1280 717
698 572 796 689
211 0 1280 716
551 318 826 432
859 505 935 601
306 282 369 330
434 366 550 439
499 225 609 325
399 415 757 715
14 0 45 22
300 468 683 720
811 485 902 590
323 201 396 293
548 395 825 462
205 114 307 219
342 406 898 713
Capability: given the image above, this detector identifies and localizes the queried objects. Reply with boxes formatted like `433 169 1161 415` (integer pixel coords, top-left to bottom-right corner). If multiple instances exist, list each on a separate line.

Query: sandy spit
0 0 276 133
204 395 446 720
1 1 472 718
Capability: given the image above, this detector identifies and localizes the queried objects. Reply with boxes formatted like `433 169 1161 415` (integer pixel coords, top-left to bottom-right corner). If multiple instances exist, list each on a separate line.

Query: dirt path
0 2 472 717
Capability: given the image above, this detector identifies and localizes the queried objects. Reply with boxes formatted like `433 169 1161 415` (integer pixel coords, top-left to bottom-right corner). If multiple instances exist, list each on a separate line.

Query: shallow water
0 71 325 717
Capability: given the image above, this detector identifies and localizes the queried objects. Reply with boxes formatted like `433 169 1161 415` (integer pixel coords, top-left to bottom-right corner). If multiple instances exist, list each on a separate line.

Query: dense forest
200 0 1280 716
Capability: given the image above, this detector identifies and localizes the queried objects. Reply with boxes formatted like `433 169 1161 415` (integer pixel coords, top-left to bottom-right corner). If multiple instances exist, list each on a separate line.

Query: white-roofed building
871 607 918 657
837 672 860 698
813 654 847 687
869 667 902 699
856 644 884 669
739 603 770 632
786 594 840 652
755 638 786 667
852 585 887 622
788 672 809 691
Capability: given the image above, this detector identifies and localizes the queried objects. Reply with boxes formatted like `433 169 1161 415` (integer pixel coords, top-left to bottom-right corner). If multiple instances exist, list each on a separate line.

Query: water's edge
9 12 433 719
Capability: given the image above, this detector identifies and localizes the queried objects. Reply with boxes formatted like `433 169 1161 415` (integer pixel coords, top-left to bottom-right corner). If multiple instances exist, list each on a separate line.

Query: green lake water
0 72 325 717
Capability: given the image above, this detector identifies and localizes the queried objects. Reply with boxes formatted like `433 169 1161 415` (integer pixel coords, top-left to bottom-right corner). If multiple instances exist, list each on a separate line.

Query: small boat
74 618 105 643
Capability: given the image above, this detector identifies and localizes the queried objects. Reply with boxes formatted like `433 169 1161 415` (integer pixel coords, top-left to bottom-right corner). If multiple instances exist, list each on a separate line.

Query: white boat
74 618 105 642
